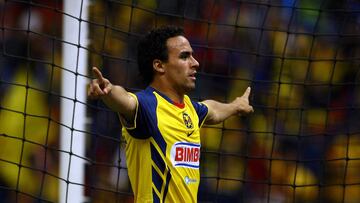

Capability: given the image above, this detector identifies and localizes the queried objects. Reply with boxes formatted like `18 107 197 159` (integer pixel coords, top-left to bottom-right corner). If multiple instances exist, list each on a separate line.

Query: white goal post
60 0 90 202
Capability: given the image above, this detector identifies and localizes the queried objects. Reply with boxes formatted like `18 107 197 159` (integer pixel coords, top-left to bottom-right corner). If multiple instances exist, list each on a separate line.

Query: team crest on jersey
171 142 200 169
182 112 193 129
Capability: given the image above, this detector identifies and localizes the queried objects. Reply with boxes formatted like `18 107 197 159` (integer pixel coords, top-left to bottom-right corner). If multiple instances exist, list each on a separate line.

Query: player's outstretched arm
88 67 137 122
203 87 254 125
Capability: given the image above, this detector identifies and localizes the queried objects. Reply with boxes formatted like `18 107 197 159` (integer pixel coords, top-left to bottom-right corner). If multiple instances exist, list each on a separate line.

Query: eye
179 52 191 60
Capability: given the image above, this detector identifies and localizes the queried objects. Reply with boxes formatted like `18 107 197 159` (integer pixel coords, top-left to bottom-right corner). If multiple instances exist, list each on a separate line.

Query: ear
153 59 165 73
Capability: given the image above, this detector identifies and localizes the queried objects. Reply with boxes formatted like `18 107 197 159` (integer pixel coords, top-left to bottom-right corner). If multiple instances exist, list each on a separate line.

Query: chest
155 101 200 144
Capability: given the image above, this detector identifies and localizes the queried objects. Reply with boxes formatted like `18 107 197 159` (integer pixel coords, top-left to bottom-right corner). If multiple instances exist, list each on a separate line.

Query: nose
191 56 199 69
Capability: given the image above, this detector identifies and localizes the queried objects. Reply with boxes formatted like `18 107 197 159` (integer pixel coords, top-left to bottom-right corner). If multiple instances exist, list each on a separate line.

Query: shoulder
134 87 158 109
184 95 208 114
184 95 208 110
134 87 155 99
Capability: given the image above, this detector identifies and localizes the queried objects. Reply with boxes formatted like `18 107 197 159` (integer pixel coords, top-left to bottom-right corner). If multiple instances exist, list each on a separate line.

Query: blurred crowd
0 0 359 202
0 0 63 202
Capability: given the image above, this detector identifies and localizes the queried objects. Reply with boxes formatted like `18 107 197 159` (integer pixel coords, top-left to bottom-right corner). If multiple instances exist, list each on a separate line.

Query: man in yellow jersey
88 26 253 203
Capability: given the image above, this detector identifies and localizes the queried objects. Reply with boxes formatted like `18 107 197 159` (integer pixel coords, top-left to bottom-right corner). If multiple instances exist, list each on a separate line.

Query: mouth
189 72 196 81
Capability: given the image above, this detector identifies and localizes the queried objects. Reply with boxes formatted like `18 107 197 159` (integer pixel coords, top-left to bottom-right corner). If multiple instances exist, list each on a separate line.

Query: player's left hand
233 87 254 116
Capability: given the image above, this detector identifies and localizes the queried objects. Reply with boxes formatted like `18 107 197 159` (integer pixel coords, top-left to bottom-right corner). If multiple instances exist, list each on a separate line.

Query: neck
150 81 185 104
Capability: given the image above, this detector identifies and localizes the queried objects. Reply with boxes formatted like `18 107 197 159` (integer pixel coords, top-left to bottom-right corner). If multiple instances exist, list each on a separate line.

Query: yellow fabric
121 89 208 203
0 69 58 201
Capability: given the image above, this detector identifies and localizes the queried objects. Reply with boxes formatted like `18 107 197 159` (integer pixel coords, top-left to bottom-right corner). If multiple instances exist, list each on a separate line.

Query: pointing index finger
243 87 251 98
92 67 104 81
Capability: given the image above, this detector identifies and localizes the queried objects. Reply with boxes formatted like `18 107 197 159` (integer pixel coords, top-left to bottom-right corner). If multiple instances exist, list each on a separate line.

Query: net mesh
1 0 360 202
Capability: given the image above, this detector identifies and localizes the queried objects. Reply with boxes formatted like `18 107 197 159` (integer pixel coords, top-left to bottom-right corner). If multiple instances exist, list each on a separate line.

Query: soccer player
88 26 253 203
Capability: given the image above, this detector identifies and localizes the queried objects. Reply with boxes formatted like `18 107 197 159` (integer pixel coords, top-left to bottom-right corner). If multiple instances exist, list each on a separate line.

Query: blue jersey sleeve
191 101 208 127
125 90 158 139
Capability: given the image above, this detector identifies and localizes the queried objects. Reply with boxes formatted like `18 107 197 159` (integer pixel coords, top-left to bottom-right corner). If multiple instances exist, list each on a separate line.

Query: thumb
103 85 112 94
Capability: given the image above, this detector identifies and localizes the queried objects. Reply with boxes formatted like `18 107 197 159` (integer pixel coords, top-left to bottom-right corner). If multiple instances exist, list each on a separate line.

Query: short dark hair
137 25 184 85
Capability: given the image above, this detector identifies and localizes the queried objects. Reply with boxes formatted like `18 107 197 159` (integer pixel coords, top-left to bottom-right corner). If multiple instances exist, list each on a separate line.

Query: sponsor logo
171 142 200 168
184 176 197 185
187 130 194 137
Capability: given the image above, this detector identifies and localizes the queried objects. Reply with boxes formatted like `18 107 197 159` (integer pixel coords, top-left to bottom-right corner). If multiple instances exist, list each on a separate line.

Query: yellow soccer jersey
120 86 208 203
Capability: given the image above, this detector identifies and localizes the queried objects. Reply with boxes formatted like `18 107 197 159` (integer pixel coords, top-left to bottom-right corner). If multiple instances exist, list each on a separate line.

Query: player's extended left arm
203 87 254 125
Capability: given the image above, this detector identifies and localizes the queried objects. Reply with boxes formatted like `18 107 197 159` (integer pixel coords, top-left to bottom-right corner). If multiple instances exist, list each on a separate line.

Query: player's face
164 36 199 93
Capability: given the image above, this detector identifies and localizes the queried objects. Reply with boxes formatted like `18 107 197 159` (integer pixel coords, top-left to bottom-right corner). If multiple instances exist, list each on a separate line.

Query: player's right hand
87 67 113 99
